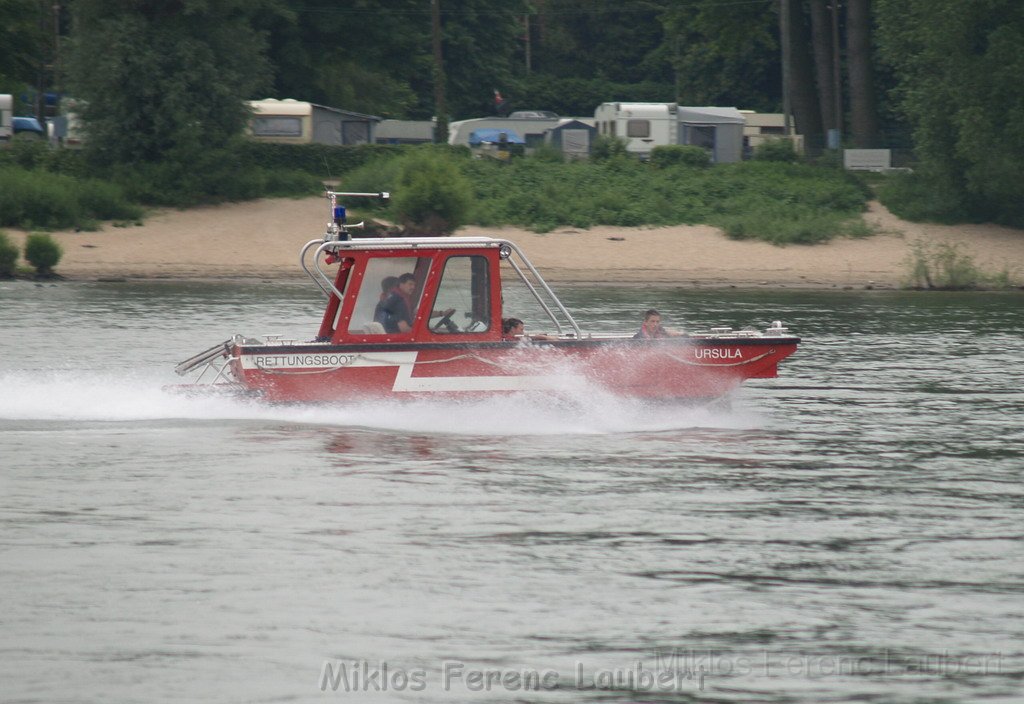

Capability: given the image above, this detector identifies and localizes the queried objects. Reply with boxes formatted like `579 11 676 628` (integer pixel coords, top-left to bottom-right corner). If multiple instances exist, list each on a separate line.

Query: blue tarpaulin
468 129 525 145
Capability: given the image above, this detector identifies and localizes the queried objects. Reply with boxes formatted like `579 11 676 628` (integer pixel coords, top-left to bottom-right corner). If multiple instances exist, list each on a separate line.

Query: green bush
0 142 90 177
901 239 1016 289
0 167 143 230
461 156 868 242
108 141 322 207
877 170 970 224
0 231 19 277
904 240 983 289
528 143 565 163
649 145 710 168
337 145 472 217
24 233 63 275
1 139 52 170
591 135 630 161
231 142 406 179
392 151 473 236
753 138 799 162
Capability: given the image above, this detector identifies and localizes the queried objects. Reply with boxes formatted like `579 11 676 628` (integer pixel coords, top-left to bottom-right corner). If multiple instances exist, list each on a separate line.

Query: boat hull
224 337 799 403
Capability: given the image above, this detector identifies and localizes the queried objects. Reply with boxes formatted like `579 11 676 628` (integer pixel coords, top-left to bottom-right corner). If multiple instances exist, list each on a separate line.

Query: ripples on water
1 281 1022 703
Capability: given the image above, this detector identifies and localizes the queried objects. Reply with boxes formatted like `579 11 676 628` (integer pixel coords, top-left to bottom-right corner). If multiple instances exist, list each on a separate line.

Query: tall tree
254 0 426 118
531 0 668 84
440 0 522 118
0 0 51 110
659 0 779 111
807 0 837 134
67 0 271 165
256 1 521 120
845 0 878 146
784 0 824 148
877 0 1024 224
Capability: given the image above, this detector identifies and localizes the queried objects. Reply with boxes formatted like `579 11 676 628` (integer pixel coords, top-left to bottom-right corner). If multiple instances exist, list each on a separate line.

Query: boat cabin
313 239 506 344
303 193 580 346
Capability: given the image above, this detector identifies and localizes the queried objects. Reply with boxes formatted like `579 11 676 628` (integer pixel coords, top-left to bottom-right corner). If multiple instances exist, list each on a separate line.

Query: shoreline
5 197 1024 289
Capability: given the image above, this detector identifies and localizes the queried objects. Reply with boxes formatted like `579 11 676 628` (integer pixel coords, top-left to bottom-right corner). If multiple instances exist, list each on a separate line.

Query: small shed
545 119 597 158
678 107 745 163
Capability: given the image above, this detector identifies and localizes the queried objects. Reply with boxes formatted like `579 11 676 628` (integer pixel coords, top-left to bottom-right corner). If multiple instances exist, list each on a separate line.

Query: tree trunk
808 0 837 133
431 0 448 143
846 0 879 147
785 0 824 151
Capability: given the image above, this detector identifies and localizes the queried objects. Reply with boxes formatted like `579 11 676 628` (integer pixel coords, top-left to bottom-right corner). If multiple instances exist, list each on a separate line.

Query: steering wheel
431 312 459 333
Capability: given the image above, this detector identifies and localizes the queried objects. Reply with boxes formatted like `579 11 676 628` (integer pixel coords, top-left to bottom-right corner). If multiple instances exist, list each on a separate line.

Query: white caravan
0 94 12 142
447 116 563 148
593 102 678 155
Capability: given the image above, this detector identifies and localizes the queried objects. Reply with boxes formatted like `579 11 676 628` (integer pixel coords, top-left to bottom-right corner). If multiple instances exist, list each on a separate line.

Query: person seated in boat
372 276 399 327
378 273 417 333
377 273 457 333
633 309 683 339
502 317 556 342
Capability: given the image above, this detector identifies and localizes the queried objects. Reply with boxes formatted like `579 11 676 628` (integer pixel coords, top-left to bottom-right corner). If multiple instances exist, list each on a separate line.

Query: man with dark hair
502 317 555 342
378 273 417 333
373 276 400 328
502 317 524 341
634 308 682 339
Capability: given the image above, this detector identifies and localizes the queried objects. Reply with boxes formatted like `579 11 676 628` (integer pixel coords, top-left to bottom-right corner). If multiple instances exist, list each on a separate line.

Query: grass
904 239 1016 290
343 151 872 245
2 143 873 245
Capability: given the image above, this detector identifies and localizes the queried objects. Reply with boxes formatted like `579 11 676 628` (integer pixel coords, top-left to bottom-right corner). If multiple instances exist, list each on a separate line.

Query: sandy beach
7 197 1024 288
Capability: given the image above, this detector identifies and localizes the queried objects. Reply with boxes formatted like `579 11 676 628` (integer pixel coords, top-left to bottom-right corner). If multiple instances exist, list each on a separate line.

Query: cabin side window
430 255 491 334
348 257 430 335
626 120 650 138
251 116 303 137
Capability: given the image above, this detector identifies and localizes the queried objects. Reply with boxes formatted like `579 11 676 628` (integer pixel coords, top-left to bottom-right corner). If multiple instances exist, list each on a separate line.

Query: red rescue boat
175 191 799 402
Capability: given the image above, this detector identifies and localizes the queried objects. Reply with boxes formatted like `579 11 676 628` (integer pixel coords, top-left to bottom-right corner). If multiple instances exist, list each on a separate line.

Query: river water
1 280 1021 703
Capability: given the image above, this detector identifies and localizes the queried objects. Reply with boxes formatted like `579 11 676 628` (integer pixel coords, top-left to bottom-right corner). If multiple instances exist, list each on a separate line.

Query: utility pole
53 2 61 96
780 0 792 136
431 0 448 143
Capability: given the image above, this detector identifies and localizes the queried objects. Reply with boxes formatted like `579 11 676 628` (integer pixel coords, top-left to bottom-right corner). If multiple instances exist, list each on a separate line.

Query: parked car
12 116 45 139
509 110 559 119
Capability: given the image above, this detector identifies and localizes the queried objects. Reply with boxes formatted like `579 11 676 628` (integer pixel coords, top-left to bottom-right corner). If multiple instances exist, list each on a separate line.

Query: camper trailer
0 94 12 142
594 102 678 156
447 116 564 149
246 99 380 145
740 111 803 154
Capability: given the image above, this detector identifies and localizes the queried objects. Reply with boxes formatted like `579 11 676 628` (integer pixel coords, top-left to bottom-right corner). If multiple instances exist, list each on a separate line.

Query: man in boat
502 317 555 342
378 273 417 333
372 276 399 328
377 273 457 333
634 309 683 339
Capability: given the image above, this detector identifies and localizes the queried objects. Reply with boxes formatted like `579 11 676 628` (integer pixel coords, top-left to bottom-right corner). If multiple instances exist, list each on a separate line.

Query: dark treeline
1 0 1023 226
0 0 902 147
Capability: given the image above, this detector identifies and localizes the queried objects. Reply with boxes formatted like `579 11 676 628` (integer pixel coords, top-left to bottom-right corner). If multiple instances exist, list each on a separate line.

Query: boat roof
323 236 509 251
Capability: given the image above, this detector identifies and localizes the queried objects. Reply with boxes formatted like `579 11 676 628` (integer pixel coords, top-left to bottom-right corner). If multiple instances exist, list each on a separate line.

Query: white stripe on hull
242 349 581 392
391 361 582 392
